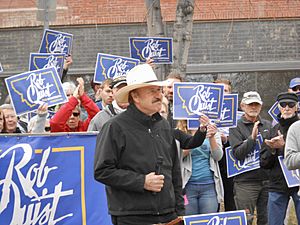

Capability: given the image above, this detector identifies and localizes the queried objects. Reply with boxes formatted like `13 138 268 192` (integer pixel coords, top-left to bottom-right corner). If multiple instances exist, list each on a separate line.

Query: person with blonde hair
0 108 6 133
0 104 22 133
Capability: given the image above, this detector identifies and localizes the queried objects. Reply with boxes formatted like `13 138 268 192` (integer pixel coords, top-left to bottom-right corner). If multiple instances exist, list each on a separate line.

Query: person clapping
50 77 99 132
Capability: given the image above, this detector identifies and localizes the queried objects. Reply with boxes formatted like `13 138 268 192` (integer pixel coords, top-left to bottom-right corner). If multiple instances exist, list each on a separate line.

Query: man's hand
144 172 164 193
265 131 285 149
251 121 260 140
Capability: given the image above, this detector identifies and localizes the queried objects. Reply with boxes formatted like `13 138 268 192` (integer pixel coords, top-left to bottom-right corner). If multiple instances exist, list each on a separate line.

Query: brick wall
2 20 299 75
1 20 300 119
0 0 300 28
1 1 300 118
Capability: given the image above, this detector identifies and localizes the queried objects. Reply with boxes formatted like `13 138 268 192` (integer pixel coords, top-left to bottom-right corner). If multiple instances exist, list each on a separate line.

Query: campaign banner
0 133 112 225
129 37 173 64
268 93 300 123
173 82 224 120
5 67 67 116
94 53 139 83
278 156 300 188
187 94 238 130
226 134 263 178
29 53 65 79
0 62 3 73
183 210 247 225
39 29 73 55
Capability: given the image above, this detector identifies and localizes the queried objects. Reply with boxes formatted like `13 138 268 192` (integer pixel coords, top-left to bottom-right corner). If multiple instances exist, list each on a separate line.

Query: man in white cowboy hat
94 64 184 225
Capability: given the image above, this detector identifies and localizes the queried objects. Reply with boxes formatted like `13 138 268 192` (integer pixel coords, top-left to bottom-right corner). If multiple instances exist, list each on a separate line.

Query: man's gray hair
0 104 13 110
62 81 76 94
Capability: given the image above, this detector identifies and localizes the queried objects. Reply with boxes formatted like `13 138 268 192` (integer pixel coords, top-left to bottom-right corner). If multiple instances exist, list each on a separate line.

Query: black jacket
173 127 206 150
260 113 299 193
229 115 272 182
94 104 184 218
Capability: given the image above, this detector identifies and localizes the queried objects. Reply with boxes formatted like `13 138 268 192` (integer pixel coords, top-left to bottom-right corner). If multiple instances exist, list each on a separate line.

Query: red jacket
50 93 100 132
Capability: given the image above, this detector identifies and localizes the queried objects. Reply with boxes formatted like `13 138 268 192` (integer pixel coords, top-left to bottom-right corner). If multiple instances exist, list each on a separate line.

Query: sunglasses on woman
279 102 296 108
72 112 80 117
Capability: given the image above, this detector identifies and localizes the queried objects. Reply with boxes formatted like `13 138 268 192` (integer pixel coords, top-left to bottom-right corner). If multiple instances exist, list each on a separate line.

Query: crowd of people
0 59 300 225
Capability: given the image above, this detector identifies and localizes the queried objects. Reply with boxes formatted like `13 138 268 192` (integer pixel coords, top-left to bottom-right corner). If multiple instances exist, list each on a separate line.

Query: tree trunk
145 0 165 36
144 0 194 79
144 0 167 80
171 0 195 78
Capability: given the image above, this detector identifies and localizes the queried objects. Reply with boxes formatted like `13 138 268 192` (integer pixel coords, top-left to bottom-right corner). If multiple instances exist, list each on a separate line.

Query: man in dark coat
94 64 185 225
261 92 300 225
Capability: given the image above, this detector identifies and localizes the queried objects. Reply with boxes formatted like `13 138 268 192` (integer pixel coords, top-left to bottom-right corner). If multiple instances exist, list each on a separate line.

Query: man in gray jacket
229 91 272 225
88 77 128 131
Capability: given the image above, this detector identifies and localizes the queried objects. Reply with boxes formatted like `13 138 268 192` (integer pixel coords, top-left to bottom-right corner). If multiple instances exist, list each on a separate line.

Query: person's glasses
292 86 300 92
44 126 51 132
72 112 80 117
279 102 296 108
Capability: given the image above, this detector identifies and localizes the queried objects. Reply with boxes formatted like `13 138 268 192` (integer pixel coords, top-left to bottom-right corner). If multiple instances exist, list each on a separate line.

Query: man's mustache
152 98 162 103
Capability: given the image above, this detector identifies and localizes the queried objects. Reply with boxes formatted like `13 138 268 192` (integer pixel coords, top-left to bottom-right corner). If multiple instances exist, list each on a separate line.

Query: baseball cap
289 77 300 88
241 91 263 105
110 76 127 89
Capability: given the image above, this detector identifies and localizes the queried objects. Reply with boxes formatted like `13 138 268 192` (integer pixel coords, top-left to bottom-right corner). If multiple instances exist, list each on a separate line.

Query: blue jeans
268 191 300 225
185 182 218 215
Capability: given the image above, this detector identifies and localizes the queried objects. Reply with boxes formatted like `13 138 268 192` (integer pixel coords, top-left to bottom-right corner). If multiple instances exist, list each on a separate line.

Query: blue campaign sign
184 210 247 225
173 82 224 120
226 134 263 178
187 94 238 130
278 156 300 188
39 29 73 55
268 101 280 123
0 133 112 225
5 67 67 116
29 53 65 79
214 94 238 128
129 37 173 64
94 53 140 83
0 62 3 73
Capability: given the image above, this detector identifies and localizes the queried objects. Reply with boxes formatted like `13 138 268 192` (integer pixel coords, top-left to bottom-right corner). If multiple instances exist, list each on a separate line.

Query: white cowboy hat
115 64 168 103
